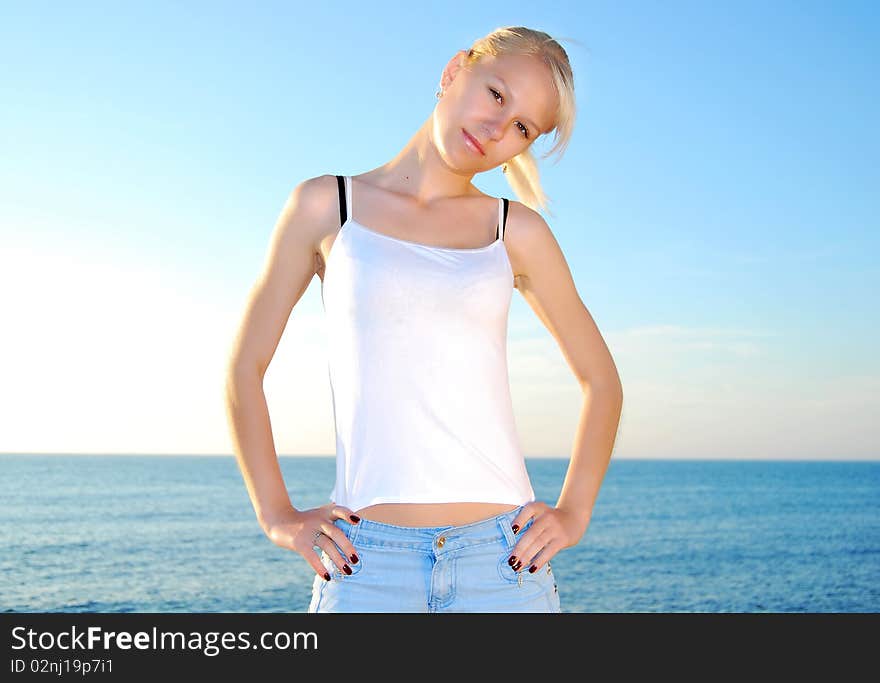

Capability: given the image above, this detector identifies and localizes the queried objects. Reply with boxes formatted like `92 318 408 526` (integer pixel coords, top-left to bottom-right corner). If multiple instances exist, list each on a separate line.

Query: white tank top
321 175 536 512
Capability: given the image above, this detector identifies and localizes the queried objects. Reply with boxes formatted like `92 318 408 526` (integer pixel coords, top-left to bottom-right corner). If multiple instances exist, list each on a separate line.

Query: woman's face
433 51 558 173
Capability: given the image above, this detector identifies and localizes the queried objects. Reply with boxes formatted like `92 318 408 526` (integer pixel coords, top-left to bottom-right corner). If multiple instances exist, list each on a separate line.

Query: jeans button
436 536 446 548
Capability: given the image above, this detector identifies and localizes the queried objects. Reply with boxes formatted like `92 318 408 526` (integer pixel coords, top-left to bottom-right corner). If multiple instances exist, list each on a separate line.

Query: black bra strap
335 175 347 228
495 198 511 241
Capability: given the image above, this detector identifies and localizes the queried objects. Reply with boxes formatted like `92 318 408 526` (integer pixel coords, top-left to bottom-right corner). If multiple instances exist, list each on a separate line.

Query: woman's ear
441 49 470 88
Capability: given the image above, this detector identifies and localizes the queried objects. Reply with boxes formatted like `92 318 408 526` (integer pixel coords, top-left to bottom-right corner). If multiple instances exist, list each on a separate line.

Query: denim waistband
332 504 531 554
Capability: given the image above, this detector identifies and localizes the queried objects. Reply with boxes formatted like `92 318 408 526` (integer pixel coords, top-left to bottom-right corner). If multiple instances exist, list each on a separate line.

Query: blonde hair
461 26 577 218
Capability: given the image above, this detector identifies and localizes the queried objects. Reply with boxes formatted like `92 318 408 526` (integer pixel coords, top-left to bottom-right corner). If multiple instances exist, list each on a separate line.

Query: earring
435 88 443 98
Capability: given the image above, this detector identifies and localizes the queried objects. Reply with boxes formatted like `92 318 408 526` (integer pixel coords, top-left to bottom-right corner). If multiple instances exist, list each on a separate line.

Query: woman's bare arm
224 175 333 531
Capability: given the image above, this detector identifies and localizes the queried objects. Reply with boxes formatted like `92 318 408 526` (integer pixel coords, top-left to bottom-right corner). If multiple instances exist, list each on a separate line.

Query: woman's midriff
353 502 521 527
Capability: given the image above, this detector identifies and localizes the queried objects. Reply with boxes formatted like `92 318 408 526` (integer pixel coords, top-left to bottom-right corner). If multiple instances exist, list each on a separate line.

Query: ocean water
1 455 877 613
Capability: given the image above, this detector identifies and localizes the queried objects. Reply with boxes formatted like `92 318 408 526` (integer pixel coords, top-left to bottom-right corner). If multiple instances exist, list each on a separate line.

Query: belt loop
498 509 516 547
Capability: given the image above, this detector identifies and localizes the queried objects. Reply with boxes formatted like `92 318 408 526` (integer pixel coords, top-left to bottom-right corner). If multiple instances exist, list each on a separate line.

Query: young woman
225 26 623 612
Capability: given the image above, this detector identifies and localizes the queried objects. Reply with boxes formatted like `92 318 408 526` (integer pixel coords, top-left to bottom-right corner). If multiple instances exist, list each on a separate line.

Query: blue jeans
307 504 562 613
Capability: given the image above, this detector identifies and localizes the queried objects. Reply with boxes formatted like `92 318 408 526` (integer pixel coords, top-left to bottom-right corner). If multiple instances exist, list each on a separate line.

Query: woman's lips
462 128 485 155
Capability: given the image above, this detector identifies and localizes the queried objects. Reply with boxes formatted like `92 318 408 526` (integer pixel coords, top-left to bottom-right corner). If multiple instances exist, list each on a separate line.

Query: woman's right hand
261 503 361 581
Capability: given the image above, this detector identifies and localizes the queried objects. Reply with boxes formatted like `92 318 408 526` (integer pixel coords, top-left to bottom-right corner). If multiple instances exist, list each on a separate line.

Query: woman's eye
488 87 530 139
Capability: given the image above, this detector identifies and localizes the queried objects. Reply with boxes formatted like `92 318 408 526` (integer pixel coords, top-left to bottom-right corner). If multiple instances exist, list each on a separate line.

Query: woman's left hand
506 501 589 573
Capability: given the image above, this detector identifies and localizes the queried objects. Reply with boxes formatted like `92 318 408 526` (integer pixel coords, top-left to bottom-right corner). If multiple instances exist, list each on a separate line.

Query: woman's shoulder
501 199 556 287
299 173 345 195
291 173 348 222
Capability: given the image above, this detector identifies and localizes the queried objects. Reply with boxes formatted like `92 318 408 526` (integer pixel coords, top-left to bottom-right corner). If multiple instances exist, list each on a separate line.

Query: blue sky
1 1 876 459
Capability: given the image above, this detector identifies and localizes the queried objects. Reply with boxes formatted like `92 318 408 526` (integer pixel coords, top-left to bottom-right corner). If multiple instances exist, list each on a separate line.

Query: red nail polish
342 564 352 575
528 565 537 573
323 572 331 581
350 553 359 564
350 515 360 523
511 524 520 533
